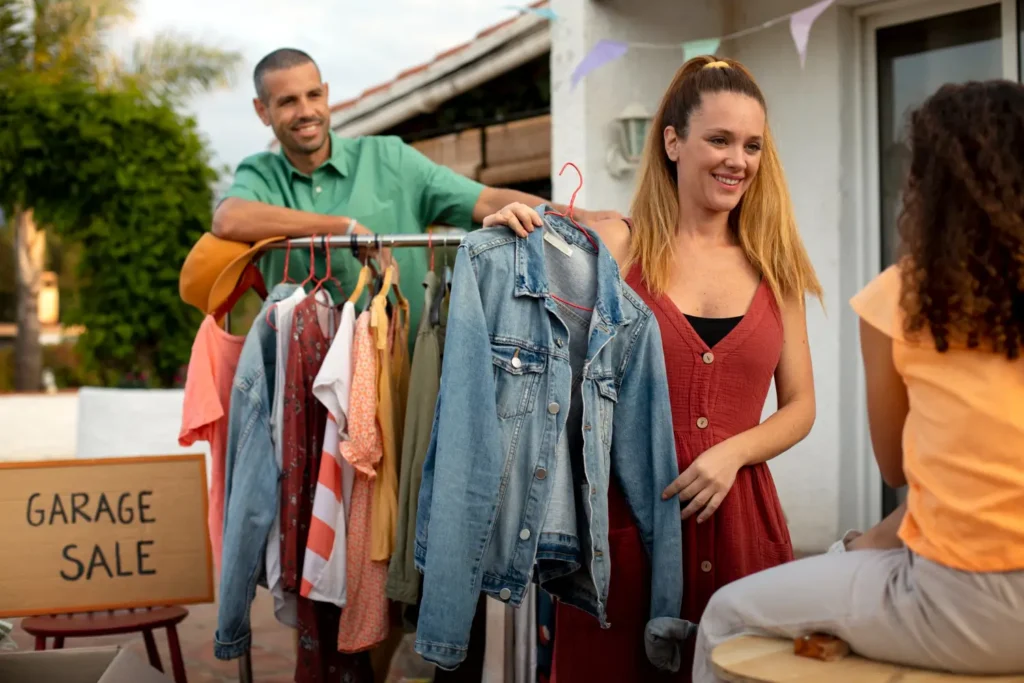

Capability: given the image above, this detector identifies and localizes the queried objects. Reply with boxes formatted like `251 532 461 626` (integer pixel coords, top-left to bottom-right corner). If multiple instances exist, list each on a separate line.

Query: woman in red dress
483 55 822 681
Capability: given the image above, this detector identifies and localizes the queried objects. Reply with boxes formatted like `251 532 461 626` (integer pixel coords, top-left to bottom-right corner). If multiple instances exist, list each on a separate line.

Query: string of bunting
506 0 834 89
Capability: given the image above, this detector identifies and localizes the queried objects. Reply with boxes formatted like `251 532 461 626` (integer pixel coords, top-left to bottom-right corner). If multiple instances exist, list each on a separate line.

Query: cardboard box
0 645 173 683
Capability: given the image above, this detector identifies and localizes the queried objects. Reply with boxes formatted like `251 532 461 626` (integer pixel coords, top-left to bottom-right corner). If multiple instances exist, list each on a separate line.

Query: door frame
850 0 1019 528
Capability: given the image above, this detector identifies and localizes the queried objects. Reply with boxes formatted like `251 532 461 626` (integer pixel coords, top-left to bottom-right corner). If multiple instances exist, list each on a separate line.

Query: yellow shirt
851 266 1024 572
368 268 410 563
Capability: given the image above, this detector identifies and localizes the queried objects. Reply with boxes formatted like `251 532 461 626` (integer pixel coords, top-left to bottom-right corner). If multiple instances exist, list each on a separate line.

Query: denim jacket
216 283 299 660
413 209 683 670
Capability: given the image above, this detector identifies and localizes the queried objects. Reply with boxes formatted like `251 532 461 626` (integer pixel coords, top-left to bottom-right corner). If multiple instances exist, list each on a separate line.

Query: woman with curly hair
692 79 1024 681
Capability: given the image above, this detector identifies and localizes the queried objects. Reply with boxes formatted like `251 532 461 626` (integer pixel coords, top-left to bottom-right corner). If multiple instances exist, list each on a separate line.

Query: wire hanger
544 162 596 313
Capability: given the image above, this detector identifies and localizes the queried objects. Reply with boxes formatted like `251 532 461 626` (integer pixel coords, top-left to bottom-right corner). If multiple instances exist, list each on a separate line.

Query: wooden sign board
0 454 214 617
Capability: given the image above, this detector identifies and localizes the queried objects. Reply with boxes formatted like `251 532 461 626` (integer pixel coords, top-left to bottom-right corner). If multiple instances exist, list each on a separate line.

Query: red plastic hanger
545 162 595 313
213 262 268 326
266 238 299 331
310 235 343 298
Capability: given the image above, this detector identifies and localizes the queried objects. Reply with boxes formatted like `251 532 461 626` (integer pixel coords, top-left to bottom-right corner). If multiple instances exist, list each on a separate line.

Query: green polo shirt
222 131 484 340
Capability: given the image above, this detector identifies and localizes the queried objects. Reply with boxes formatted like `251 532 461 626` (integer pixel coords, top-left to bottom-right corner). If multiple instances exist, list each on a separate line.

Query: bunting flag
505 5 559 21
570 40 629 90
682 38 721 63
790 0 835 68
567 0 837 87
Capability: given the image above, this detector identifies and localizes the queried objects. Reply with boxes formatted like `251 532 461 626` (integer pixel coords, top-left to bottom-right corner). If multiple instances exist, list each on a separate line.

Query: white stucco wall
0 392 79 460
551 0 875 552
0 389 208 464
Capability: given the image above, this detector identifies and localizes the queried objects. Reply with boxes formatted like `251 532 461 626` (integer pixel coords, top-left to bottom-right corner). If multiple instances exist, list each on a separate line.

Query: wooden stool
21 606 189 683
712 635 1024 682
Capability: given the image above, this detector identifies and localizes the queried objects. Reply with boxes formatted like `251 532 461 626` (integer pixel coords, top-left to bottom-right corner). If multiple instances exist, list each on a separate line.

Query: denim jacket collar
514 206 629 331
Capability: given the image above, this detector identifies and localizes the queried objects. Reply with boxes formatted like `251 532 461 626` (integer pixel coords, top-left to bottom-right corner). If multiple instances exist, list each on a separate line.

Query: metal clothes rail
235 231 463 683
261 232 466 251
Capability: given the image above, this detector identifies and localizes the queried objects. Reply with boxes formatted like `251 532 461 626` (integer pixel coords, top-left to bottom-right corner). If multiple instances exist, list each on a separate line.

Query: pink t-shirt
178 315 245 571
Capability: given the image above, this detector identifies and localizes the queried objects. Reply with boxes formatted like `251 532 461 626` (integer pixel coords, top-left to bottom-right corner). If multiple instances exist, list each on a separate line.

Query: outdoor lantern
607 103 652 177
616 103 651 163
37 271 59 326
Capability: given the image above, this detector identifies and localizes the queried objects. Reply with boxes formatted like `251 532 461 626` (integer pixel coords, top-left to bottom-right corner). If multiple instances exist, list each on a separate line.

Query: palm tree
0 0 241 391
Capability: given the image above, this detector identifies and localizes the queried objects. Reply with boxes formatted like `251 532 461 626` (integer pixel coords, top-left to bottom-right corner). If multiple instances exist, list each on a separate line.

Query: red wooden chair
20 606 189 683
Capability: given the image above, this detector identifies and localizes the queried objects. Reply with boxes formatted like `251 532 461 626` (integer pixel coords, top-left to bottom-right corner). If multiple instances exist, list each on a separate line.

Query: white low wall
0 388 208 463
0 392 79 461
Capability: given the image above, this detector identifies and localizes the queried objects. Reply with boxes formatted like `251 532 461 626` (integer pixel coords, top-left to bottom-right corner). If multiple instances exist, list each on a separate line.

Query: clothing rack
261 232 466 251
234 231 464 683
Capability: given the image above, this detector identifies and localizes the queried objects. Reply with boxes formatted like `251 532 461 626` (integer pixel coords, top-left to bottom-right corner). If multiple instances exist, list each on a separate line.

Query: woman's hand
482 202 543 237
662 441 745 523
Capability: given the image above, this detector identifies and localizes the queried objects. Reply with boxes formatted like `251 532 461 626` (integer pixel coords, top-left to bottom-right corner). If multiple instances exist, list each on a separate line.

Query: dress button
315 186 322 194
701 560 712 573
696 416 709 429
520 528 531 541
548 402 560 414
702 351 715 364
535 467 548 480
499 588 512 601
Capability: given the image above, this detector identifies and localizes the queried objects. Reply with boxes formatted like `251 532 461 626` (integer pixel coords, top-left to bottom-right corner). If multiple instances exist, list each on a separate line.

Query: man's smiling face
255 62 331 158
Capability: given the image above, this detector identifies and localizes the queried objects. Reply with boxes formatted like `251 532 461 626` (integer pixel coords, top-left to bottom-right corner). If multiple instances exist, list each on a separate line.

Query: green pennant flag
682 38 721 62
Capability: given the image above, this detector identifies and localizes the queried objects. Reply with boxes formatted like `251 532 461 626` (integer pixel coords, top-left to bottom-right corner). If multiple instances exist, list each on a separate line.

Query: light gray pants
693 548 1024 681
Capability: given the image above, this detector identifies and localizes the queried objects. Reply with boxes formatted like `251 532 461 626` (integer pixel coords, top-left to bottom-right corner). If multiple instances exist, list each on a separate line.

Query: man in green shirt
213 48 619 338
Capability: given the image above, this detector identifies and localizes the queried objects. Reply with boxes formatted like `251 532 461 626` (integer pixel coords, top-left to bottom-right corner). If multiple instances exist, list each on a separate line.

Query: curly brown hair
897 80 1024 360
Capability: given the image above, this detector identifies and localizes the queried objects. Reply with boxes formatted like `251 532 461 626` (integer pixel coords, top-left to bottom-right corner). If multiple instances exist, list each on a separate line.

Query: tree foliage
0 75 215 386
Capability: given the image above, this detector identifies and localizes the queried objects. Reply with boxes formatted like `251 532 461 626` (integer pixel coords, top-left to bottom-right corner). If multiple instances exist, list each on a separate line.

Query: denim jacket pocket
594 375 618 446
491 343 546 419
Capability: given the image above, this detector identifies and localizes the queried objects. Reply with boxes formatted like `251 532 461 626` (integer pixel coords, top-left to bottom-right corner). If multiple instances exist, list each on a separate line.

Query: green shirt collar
279 130 351 178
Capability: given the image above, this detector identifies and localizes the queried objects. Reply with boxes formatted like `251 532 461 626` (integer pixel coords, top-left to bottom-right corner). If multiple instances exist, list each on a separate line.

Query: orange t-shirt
851 266 1024 572
178 315 245 571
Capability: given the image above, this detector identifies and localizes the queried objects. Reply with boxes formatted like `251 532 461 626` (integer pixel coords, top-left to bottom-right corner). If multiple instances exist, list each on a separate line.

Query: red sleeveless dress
550 260 794 683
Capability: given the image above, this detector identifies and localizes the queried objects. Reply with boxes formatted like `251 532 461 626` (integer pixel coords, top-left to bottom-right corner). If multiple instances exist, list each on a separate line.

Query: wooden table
711 636 1024 682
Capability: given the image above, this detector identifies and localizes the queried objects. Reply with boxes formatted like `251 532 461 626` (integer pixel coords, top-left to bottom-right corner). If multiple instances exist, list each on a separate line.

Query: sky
114 0 525 174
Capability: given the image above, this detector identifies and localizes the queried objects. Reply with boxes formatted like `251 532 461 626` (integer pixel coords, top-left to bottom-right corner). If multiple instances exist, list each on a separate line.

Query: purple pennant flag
570 40 629 90
789 0 835 68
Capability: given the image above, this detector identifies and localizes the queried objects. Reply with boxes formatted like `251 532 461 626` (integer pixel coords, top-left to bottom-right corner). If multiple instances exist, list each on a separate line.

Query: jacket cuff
414 638 469 671
214 630 252 661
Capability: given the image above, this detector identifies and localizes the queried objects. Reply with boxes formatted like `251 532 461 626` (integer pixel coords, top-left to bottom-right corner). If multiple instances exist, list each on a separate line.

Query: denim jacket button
511 357 522 369
499 588 512 601
547 402 560 414
519 528 531 541
535 467 548 480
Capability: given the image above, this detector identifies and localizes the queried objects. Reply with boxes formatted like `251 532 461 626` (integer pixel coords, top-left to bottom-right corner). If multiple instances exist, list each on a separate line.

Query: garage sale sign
0 454 213 616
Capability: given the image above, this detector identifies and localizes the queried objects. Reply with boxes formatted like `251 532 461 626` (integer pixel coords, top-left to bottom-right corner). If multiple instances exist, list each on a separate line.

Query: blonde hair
626 55 823 307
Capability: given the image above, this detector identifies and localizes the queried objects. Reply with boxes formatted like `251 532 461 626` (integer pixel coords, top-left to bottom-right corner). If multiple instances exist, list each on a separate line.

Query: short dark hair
253 48 320 102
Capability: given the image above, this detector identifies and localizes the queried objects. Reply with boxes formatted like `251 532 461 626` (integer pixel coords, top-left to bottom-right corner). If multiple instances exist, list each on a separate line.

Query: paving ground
4 580 434 683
